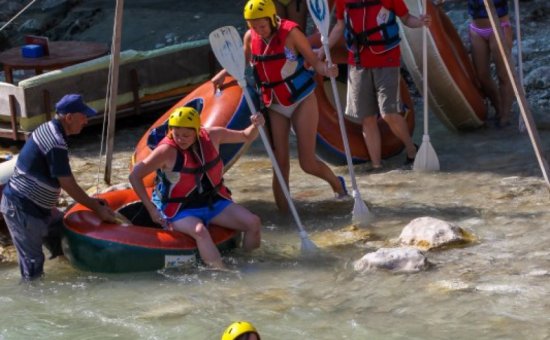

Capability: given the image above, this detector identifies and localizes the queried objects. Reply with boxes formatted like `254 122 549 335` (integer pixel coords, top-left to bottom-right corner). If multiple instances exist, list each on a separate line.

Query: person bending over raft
129 107 263 269
212 0 348 213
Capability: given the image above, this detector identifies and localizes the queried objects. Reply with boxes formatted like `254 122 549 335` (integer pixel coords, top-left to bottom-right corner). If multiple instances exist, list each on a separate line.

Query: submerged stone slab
398 216 475 250
354 247 429 273
313 225 372 248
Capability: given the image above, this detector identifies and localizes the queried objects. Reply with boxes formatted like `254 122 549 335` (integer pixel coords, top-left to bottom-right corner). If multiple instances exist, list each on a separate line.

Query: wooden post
483 0 550 187
104 0 124 185
8 94 17 141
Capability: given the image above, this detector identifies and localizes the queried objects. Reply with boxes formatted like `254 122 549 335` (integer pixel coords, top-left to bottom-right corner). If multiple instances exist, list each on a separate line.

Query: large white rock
354 247 429 273
398 216 474 250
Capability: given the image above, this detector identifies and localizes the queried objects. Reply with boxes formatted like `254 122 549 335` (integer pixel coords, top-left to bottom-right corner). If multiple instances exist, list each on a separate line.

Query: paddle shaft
422 0 429 135
240 83 310 238
483 0 550 186
320 40 362 193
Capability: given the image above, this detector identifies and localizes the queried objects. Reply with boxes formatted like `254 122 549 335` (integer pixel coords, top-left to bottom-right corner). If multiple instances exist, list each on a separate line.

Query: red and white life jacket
250 19 316 106
155 129 231 218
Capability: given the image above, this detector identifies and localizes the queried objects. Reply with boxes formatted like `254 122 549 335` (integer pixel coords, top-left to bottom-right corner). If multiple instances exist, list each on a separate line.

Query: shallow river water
0 101 549 339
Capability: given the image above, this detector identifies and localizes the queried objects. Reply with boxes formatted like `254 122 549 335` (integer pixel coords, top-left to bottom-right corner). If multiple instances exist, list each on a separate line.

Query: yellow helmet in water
221 321 260 340
243 0 278 27
168 106 200 134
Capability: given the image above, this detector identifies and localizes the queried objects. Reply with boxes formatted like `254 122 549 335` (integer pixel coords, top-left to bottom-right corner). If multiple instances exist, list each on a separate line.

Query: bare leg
382 113 416 159
362 115 382 167
210 203 262 251
470 27 501 119
292 94 346 195
489 25 514 125
172 216 224 269
268 109 291 212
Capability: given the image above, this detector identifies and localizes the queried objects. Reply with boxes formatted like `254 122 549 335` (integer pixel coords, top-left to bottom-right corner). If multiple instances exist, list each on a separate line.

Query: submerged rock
398 216 476 250
313 225 372 248
354 247 430 273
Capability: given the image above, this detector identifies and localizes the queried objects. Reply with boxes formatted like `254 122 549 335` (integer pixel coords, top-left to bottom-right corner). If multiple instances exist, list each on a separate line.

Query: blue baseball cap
55 94 97 117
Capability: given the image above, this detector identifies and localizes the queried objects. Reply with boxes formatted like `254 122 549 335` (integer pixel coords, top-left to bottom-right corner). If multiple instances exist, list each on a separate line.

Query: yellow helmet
168 106 200 134
221 321 260 340
243 0 278 27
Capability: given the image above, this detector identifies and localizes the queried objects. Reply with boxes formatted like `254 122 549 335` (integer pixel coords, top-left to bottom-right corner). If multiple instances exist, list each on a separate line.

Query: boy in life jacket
129 107 264 269
437 0 513 128
320 0 431 170
212 0 349 213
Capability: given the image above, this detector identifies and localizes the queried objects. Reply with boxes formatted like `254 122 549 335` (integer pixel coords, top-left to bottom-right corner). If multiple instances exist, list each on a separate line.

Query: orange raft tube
132 77 257 187
309 32 415 165
399 0 487 130
63 187 239 273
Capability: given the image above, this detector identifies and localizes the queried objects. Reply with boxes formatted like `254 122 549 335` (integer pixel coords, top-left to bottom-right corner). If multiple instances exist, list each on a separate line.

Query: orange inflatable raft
63 187 239 273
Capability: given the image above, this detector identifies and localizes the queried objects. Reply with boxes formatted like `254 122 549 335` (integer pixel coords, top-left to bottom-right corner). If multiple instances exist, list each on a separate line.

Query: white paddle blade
352 197 373 227
413 135 440 172
307 0 330 38
209 26 246 80
300 232 320 254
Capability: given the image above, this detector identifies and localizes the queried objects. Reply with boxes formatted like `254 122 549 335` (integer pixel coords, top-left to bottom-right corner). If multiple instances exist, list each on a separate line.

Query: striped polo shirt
5 119 72 216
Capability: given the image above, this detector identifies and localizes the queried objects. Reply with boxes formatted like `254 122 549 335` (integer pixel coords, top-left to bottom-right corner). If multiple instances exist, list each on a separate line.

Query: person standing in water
464 0 514 128
212 0 348 213
0 94 117 281
129 107 263 269
435 0 514 127
320 0 430 170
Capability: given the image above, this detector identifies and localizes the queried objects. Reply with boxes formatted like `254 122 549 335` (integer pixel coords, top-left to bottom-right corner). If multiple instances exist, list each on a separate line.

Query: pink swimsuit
469 20 511 41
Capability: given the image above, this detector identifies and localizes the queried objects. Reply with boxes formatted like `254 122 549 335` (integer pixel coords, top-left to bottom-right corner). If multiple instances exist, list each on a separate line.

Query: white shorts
268 89 314 119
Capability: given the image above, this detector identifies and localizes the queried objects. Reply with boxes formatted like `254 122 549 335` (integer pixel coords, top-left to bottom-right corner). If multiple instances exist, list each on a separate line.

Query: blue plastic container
21 44 44 58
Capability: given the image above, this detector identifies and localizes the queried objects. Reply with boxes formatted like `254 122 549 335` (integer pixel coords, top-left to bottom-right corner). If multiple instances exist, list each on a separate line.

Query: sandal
334 176 350 200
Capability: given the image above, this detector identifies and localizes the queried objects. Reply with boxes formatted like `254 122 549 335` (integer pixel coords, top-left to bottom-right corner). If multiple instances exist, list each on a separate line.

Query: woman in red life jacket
212 0 348 213
321 0 430 170
129 107 264 269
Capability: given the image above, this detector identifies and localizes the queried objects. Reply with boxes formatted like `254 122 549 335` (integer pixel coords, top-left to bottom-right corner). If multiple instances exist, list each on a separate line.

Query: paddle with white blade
209 26 320 254
413 0 440 172
307 0 373 227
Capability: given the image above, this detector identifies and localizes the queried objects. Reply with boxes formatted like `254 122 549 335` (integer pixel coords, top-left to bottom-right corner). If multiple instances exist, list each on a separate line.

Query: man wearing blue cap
0 94 117 281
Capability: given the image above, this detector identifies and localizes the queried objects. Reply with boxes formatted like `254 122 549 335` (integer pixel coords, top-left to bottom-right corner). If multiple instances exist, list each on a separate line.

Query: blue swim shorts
168 199 232 226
